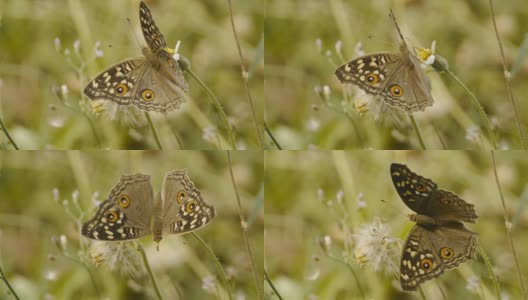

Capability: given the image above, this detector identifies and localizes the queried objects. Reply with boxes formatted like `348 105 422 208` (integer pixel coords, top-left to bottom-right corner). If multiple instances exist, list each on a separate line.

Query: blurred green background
265 150 528 299
0 150 263 299
0 0 263 149
265 0 528 149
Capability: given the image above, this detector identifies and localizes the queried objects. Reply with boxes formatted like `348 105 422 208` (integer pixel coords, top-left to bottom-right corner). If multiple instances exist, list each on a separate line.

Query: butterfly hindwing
81 174 154 241
400 223 479 291
161 170 216 234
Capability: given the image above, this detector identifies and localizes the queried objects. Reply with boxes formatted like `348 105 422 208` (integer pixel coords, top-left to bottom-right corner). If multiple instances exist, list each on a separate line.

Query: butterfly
83 1 189 113
390 163 478 291
335 10 434 113
81 170 215 249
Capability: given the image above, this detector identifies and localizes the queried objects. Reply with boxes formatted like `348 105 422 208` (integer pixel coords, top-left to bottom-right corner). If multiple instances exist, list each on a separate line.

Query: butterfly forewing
161 170 216 234
81 174 154 241
83 58 148 103
390 163 437 214
139 1 166 51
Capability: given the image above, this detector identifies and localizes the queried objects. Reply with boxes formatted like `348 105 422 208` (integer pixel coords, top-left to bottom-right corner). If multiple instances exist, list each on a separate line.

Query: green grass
0 151 263 299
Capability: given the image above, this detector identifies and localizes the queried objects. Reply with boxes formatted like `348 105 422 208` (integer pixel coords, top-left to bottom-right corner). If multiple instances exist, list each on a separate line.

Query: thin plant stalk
226 151 263 299
138 244 164 300
264 121 282 149
264 269 283 300
445 69 497 149
0 117 19 150
324 254 366 300
190 232 233 300
409 114 426 149
477 246 502 299
144 112 164 150
226 0 263 147
0 264 20 300
489 0 526 149
185 68 236 149
62 254 101 298
418 287 427 300
491 151 527 299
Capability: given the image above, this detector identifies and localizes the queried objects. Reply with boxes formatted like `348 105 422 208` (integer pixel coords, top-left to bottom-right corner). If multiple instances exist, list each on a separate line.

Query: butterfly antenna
389 9 406 46
380 199 408 218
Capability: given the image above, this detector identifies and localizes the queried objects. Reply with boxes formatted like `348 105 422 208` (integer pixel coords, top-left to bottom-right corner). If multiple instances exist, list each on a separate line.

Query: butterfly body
84 1 189 113
81 170 215 248
390 163 478 291
335 10 433 113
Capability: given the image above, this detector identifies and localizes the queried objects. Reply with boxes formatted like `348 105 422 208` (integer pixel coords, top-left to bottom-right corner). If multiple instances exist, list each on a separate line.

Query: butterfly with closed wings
390 163 478 291
335 10 434 113
81 170 215 250
84 1 189 113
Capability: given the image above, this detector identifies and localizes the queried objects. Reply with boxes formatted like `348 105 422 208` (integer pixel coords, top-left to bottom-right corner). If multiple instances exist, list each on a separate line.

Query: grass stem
138 244 164 300
445 69 497 149
264 121 282 149
226 151 263 299
191 232 233 300
0 264 20 300
0 117 19 150
409 114 426 149
226 0 263 147
144 112 164 150
491 151 527 299
185 68 236 149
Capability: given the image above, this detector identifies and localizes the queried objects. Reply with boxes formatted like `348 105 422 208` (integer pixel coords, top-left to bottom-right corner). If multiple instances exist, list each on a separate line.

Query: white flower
52 188 60 202
73 39 81 52
352 217 400 272
95 41 104 58
465 126 481 144
88 241 143 277
202 126 218 144
315 38 323 53
356 192 366 209
336 190 344 204
335 40 342 53
54 37 61 52
60 84 69 96
306 118 320 132
354 41 365 57
466 275 480 293
201 275 217 294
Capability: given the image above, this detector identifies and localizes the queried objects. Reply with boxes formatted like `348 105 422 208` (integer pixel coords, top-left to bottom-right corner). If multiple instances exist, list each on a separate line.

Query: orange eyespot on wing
185 201 196 213
118 194 130 208
141 89 155 101
177 191 186 204
440 247 454 259
420 258 433 271
366 73 380 84
116 83 129 96
389 84 403 97
106 211 119 222
440 196 452 206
